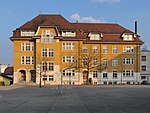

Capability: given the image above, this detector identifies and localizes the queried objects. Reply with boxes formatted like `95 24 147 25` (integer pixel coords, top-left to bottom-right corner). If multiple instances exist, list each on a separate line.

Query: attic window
21 31 35 36
62 31 76 37
123 35 133 41
90 34 101 40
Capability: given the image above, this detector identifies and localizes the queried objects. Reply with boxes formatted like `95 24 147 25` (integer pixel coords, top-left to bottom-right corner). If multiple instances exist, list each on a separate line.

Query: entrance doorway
30 70 36 82
19 70 26 81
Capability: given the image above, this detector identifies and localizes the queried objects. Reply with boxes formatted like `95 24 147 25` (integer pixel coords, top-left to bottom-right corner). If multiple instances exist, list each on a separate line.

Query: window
42 62 47 71
103 72 108 79
141 65 146 71
26 56 30 64
93 70 98 78
123 70 134 76
42 75 47 81
48 62 54 71
103 58 108 67
123 35 133 41
62 31 76 37
62 43 75 50
141 56 146 61
90 34 100 40
21 56 34 65
93 58 98 66
62 69 75 76
93 46 98 54
42 48 54 57
82 46 88 54
62 56 75 63
113 70 117 78
21 56 25 64
42 30 54 43
21 42 34 51
49 75 54 81
112 58 118 66
83 58 88 66
123 58 134 64
103 46 108 54
123 46 134 53
112 46 118 54
21 31 35 36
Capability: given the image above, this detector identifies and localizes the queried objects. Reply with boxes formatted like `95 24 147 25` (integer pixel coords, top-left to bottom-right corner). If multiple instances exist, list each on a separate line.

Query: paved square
0 85 150 113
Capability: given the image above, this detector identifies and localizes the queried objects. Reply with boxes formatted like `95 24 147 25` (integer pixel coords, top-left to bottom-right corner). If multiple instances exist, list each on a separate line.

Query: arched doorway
83 71 88 85
19 70 26 81
30 70 36 82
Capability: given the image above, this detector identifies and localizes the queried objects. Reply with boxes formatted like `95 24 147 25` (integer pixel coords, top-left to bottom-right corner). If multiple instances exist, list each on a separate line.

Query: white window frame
42 30 54 43
112 58 118 66
103 46 108 54
112 46 118 54
93 46 98 54
82 46 88 54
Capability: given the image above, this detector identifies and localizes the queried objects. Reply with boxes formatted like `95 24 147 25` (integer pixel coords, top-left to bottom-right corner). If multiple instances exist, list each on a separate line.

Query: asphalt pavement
0 85 150 113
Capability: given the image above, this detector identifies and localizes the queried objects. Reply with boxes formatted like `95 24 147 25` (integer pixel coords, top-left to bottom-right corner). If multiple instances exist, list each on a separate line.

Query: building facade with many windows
10 14 143 85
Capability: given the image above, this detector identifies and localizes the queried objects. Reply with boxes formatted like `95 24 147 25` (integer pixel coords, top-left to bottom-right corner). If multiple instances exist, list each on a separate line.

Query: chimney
135 21 137 34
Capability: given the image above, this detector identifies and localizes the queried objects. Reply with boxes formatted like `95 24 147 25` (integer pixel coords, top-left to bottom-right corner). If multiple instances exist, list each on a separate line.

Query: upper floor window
123 46 134 53
62 43 75 50
141 56 146 61
141 65 146 71
82 58 88 66
123 58 134 65
62 56 75 63
90 34 100 40
21 42 34 51
62 31 76 37
21 56 34 65
103 46 108 54
112 58 118 66
102 58 108 67
93 46 98 54
41 62 54 71
42 30 54 43
93 58 98 66
112 46 118 54
123 35 133 41
42 48 54 57
82 46 88 54
21 31 35 36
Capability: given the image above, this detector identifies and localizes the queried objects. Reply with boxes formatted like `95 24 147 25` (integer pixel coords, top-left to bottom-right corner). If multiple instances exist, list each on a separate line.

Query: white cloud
91 0 120 3
70 13 106 23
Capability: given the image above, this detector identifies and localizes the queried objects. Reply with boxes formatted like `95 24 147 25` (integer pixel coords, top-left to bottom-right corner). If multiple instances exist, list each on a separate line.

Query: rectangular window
62 69 75 76
141 56 146 61
103 58 108 66
123 46 134 53
26 56 30 64
93 70 98 78
42 49 47 57
112 58 118 66
141 65 146 71
49 49 54 57
123 70 134 76
49 75 54 81
103 72 108 79
82 46 88 54
21 43 25 51
62 43 75 50
93 58 98 66
103 46 108 54
123 58 134 64
42 75 47 81
93 46 98 54
48 62 54 71
113 70 117 78
83 58 88 66
42 30 54 43
21 56 24 64
32 57 34 64
26 43 30 51
112 46 118 54
90 34 100 40
42 62 47 71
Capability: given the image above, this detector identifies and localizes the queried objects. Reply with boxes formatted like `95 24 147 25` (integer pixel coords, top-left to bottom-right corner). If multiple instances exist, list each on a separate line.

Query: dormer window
42 30 54 43
123 34 133 41
21 31 35 36
90 33 101 40
62 31 76 37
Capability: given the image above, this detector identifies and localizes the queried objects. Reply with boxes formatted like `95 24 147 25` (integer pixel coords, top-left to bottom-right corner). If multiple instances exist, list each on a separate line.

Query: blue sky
0 0 150 64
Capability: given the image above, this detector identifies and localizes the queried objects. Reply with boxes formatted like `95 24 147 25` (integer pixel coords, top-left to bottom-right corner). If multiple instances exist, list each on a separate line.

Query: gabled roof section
19 14 76 31
72 23 133 34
